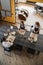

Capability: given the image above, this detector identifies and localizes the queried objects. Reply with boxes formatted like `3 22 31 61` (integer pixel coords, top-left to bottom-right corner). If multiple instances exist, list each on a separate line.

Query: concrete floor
16 3 43 35
0 44 43 65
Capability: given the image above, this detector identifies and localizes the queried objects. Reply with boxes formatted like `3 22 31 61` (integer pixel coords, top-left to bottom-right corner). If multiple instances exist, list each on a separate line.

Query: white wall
18 0 26 2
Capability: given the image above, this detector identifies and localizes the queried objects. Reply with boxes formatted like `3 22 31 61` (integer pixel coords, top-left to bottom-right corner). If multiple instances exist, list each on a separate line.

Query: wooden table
35 2 43 13
35 3 43 8
14 30 43 53
0 25 43 54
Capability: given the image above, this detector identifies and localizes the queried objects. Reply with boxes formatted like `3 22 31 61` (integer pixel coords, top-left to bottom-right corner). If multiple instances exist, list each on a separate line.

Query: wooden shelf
27 0 43 3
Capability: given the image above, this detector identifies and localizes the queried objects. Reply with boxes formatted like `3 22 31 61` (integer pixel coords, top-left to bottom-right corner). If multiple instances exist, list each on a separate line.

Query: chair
27 48 35 55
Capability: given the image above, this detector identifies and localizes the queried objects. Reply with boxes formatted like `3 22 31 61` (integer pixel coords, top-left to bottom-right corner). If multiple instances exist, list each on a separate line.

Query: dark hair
35 22 40 27
21 21 24 24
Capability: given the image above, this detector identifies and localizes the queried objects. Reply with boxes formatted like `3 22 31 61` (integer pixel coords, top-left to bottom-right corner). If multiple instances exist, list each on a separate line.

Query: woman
28 22 40 43
18 21 25 35
2 39 14 52
20 21 25 30
2 33 16 55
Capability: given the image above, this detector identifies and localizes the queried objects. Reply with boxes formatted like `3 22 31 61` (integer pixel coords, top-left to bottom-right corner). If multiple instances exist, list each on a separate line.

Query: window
1 0 11 11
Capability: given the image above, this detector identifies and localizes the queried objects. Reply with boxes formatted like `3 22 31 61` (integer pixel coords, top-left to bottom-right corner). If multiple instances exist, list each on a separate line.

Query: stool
15 44 23 51
27 48 35 55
